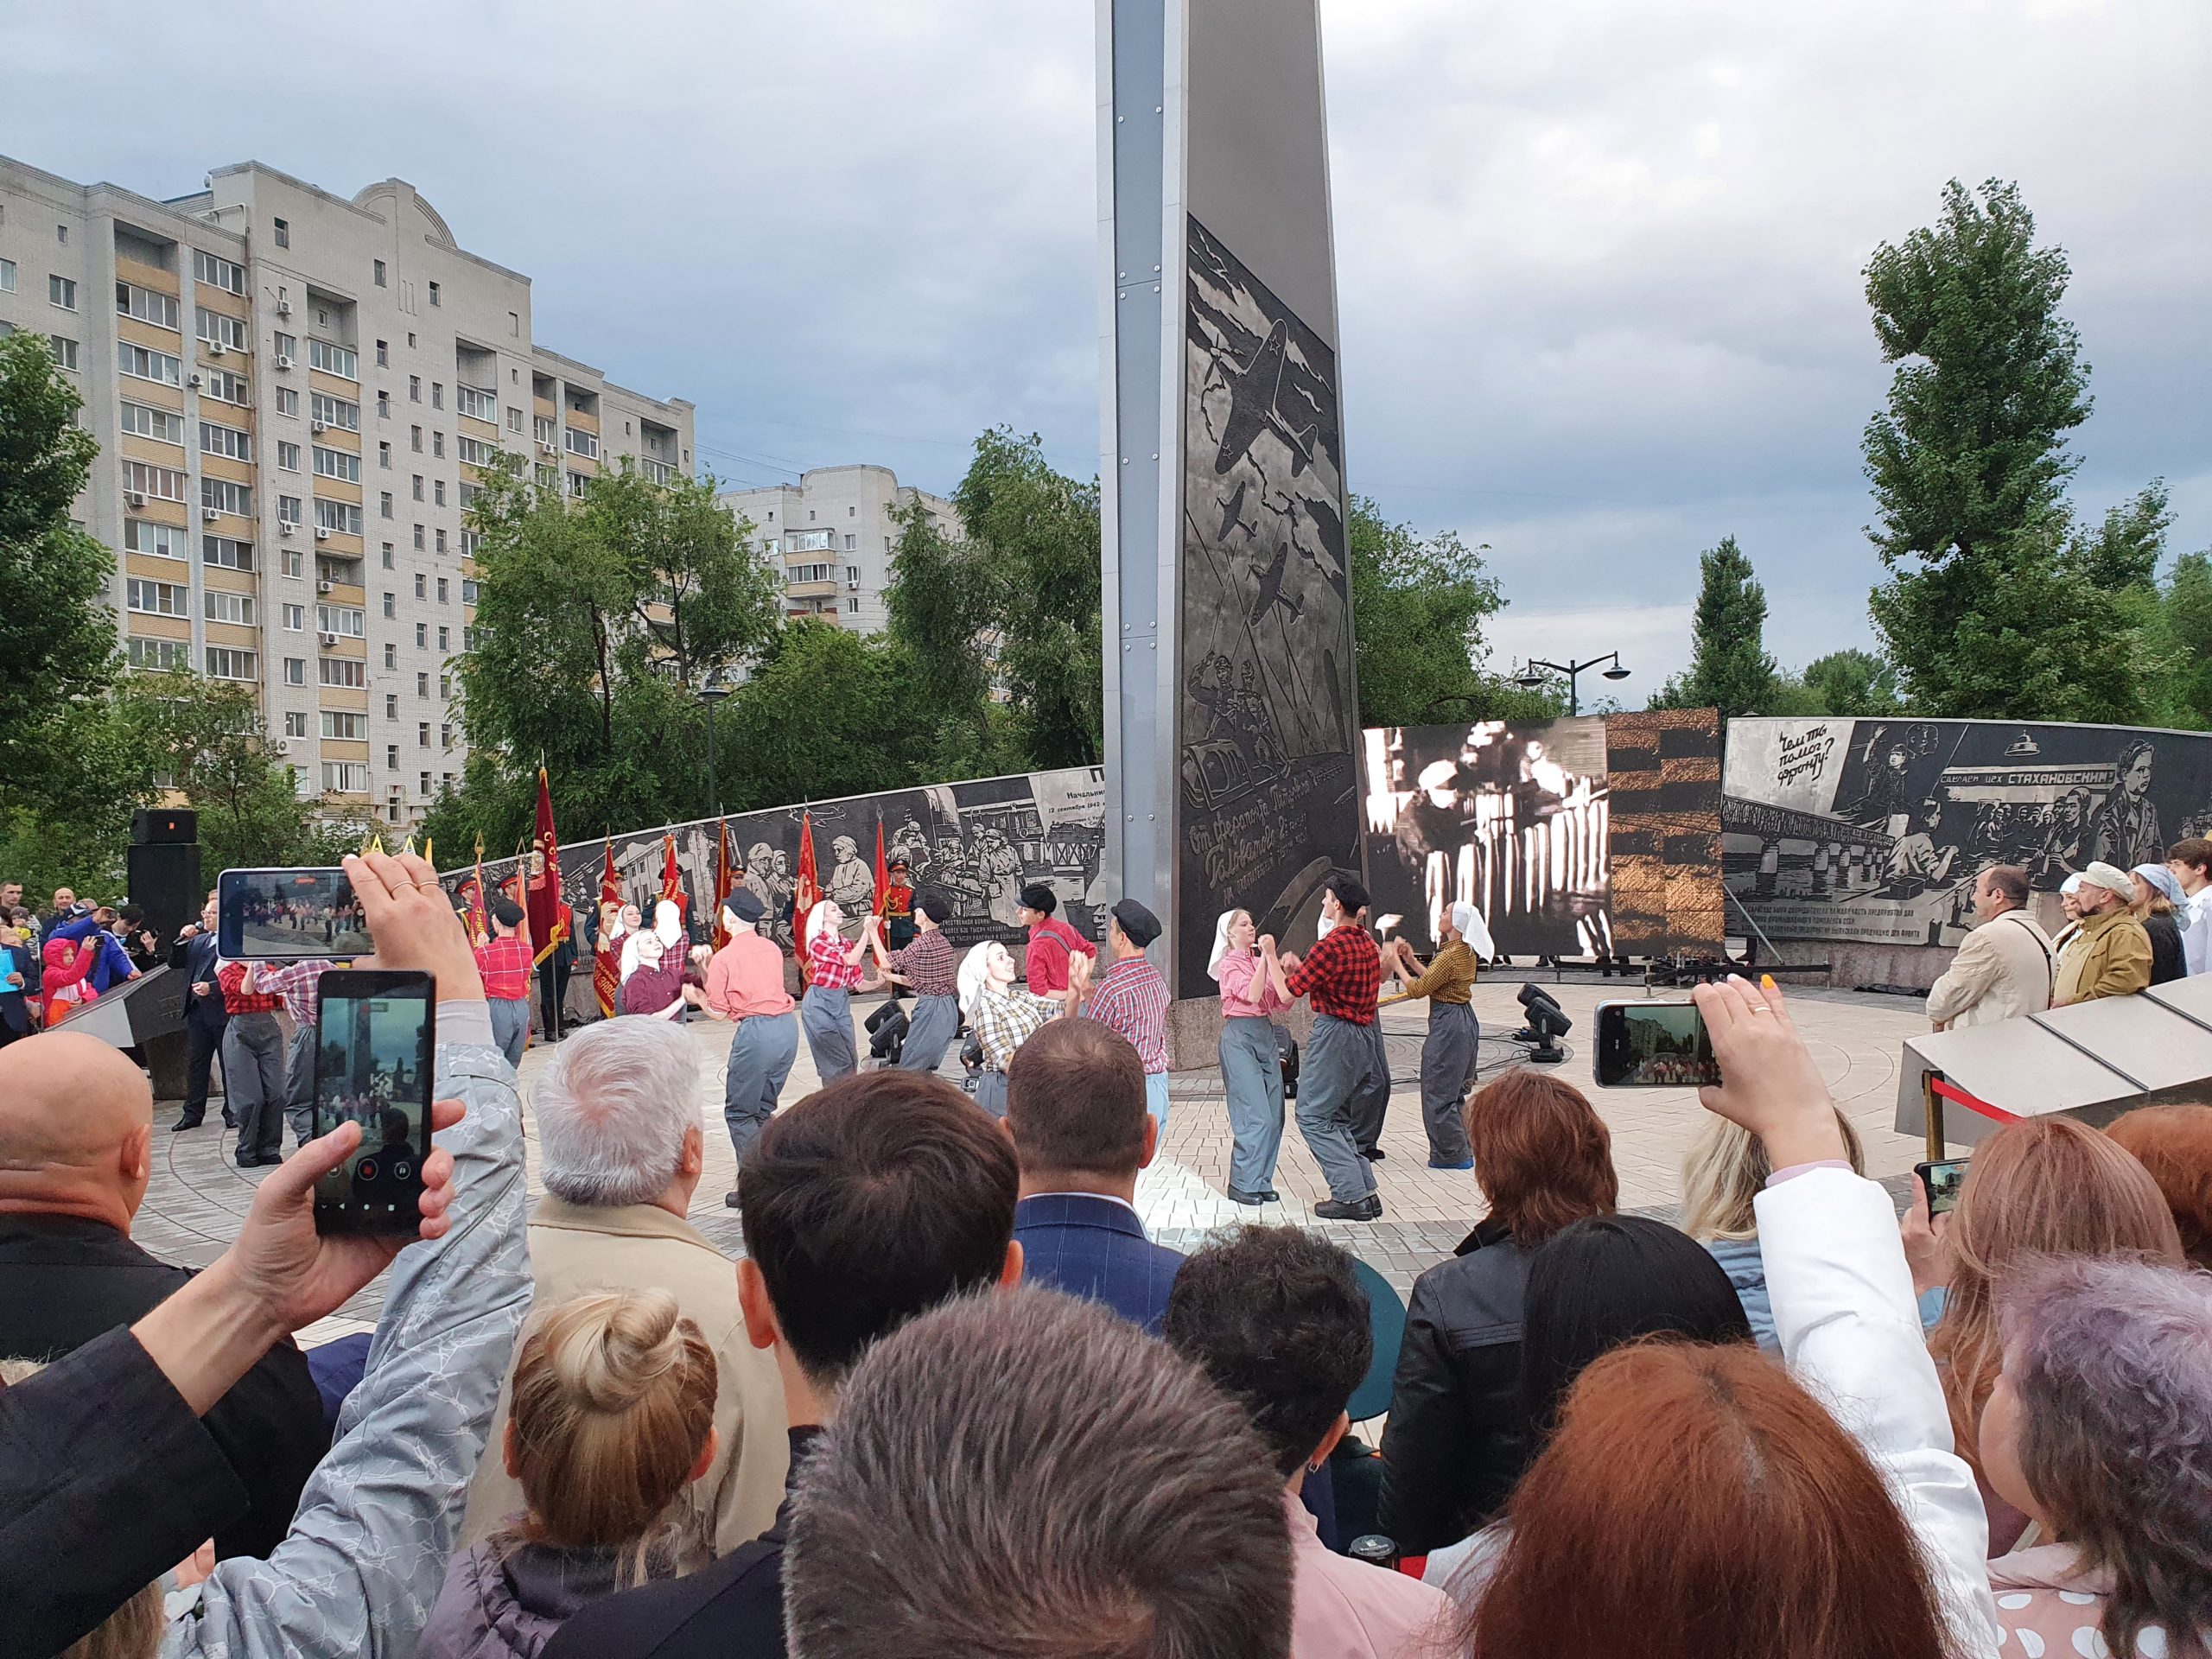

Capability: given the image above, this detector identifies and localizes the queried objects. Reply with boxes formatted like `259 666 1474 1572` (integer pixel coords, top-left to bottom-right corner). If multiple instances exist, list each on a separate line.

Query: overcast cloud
4 0 2206 689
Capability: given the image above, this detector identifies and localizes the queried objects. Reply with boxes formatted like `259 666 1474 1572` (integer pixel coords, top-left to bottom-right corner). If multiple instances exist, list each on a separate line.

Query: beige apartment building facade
0 155 692 827
720 465 959 636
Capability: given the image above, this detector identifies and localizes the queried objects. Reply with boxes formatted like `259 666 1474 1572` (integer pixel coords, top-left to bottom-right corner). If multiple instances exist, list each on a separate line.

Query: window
787 563 834 584
47 335 79 371
567 471 588 497
844 534 856 550
428 281 440 307
276 387 299 417
457 385 495 421
195 308 247 351
461 529 482 556
125 637 190 671
435 577 448 603
273 331 296 361
122 461 188 502
431 430 444 459
283 602 304 630
411 474 423 502
271 217 289 249
316 604 365 638
308 340 357 380
381 543 395 569
48 275 76 310
0 259 13 292
377 391 391 418
200 368 251 406
310 392 359 430
413 573 427 600
116 283 179 328
461 626 479 652
415 623 428 648
461 578 480 604
847 596 860 613
563 428 599 459
126 578 188 616
380 491 394 518
436 626 449 652
535 464 557 490
408 332 416 349
382 591 396 618
270 440 297 471
376 339 389 367
378 442 391 470
384 693 399 720
319 711 366 741
433 480 446 507
282 496 307 525
533 414 556 445
200 422 252 461
54 224 65 245
413 524 426 550
201 535 255 572
205 646 257 680
847 564 861 586
315 499 364 536
416 721 430 747
373 259 386 287
507 407 522 433
197 477 251 517
409 375 421 403
204 589 257 626
384 642 397 669
320 658 366 689
124 520 188 560
312 446 360 482
322 762 370 793
410 424 423 453
193 251 245 295
439 674 452 698
416 672 430 697
283 548 303 578
385 747 399 773
458 481 479 511
431 382 443 410
119 402 184 443
435 528 448 553
284 710 310 737
455 435 498 467
786 529 833 552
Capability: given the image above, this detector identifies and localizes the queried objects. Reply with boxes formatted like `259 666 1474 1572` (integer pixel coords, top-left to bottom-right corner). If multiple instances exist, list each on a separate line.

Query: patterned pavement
134 979 1933 1344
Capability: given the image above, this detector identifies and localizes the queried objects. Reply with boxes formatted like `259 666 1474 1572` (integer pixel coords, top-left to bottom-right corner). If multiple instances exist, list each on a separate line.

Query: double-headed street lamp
1513 651 1631 717
700 677 732 818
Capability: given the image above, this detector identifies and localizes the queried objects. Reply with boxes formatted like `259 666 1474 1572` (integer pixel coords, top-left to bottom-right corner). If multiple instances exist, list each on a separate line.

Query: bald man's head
0 1031 156 1231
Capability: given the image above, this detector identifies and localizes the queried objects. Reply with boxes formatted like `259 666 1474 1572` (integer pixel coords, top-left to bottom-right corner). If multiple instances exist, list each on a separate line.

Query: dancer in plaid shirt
872 889 963 1074
957 939 1078 1117
799 900 883 1086
257 955 335 1151
1079 899 1172 1129
1268 873 1390 1220
474 898 536 1067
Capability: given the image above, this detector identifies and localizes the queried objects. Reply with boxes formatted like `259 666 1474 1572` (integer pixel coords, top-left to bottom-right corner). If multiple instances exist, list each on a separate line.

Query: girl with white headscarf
798 899 881 1085
957 940 1067 1118
1380 900 1486 1169
1210 908 1289 1205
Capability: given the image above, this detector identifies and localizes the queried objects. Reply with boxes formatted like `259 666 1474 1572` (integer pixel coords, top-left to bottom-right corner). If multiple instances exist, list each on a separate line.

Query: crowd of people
4 841 2212 1658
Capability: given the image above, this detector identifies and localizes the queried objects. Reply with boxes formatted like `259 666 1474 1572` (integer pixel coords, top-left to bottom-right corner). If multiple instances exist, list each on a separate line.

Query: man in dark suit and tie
1006 1017 1183 1333
169 891 232 1132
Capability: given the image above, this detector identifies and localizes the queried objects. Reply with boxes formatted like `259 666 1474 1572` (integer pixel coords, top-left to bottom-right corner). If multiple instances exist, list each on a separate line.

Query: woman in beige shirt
1382 901 1484 1170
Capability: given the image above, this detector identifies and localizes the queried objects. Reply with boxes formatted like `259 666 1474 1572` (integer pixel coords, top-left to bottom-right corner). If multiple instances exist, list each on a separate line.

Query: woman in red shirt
799 900 882 1085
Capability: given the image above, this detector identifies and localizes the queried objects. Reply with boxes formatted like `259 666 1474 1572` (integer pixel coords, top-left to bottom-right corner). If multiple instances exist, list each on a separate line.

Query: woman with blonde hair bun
1679 1108 1864 1352
421 1289 720 1658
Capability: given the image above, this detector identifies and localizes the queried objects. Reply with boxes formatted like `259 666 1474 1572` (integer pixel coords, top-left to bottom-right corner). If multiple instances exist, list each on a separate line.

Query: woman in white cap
1382 901 1486 1169
2130 862 2188 985
958 940 1070 1118
799 899 880 1084
1209 908 1287 1206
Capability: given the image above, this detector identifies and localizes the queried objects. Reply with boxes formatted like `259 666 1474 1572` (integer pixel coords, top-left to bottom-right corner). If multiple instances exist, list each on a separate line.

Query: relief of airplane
1212 318 1318 479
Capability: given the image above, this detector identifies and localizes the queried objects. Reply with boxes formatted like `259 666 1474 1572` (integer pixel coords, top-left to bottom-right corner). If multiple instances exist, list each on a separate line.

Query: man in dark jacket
542 1069 1021 1659
0 1027 328 1560
170 892 232 1132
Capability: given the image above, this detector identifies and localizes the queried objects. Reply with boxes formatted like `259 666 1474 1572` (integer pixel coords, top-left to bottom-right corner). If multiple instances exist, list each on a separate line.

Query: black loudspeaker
128 842 202 946
132 808 198 845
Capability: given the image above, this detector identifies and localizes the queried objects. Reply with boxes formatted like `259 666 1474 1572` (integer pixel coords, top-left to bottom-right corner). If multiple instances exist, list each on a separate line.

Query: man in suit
1005 1016 1183 1333
170 891 232 1132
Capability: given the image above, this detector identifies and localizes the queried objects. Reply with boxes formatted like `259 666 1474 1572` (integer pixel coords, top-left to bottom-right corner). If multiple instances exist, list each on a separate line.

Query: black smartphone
1594 999 1720 1088
313 969 435 1235
219 868 373 959
1916 1157 1970 1217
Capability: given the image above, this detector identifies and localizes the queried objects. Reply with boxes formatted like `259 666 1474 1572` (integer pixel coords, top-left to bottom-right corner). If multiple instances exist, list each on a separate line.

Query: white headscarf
1207 909 1243 979
804 899 842 952
653 899 683 949
957 941 1005 1018
1451 900 1495 960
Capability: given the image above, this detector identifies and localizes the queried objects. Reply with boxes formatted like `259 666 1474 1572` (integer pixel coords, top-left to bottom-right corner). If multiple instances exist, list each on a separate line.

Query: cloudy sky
5 0 2206 688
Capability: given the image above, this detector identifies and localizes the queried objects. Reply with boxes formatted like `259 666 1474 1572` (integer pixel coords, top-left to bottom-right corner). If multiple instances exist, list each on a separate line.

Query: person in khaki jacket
1927 864 2055 1030
461 1017 788 1567
2051 861 2155 1007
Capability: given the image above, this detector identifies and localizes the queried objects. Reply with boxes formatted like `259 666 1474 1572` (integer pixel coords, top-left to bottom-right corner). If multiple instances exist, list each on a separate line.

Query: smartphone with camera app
313 969 435 1235
219 868 374 959
1915 1157 1970 1217
1594 1000 1721 1088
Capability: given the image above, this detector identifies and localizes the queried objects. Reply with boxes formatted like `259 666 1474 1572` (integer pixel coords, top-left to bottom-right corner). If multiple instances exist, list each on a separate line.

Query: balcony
639 456 675 486
785 576 836 600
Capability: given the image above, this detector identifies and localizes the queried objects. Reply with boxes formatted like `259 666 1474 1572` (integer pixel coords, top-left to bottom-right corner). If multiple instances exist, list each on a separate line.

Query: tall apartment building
720 466 960 635
0 156 694 827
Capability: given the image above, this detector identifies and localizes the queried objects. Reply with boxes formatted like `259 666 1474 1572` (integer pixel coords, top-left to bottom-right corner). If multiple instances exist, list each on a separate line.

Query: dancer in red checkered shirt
474 898 535 1067
1266 873 1391 1220
798 899 883 1085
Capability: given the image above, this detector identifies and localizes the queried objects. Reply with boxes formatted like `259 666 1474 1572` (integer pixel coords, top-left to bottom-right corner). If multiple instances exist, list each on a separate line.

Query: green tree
0 330 118 787
1861 180 2162 717
1650 536 1778 720
2159 550 2212 729
721 621 933 808
1796 649 1903 717
1348 498 1556 725
434 459 781 852
881 499 1016 779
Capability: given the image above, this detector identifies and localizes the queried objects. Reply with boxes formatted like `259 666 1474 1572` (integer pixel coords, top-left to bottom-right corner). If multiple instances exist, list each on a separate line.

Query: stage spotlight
1513 981 1572 1065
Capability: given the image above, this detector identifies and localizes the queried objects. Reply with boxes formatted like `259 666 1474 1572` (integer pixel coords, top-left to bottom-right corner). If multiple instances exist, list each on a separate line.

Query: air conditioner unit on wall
311 420 327 435
319 632 338 647
207 341 225 358
124 491 146 508
314 525 331 541
200 507 220 523
276 299 292 317
187 374 203 390
278 521 295 537
316 580 333 594
274 354 293 371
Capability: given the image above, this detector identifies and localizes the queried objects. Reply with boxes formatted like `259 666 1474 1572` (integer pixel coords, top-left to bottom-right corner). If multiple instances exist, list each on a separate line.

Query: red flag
467 836 490 946
792 811 821 982
526 768 566 967
658 835 685 912
872 817 888 918
712 820 735 950
593 842 621 1019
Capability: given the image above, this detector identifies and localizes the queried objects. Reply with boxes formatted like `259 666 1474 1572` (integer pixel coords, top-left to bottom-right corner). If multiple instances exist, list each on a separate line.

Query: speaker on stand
127 810 201 1102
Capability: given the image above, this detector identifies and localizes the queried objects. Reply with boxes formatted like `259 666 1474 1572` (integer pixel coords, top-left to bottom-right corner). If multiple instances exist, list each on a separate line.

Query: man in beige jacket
1927 864 2055 1030
460 1016 787 1566
2052 861 2155 1007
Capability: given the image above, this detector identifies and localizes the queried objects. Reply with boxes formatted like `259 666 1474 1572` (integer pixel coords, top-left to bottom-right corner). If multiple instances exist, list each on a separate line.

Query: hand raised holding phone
1689 976 1850 1171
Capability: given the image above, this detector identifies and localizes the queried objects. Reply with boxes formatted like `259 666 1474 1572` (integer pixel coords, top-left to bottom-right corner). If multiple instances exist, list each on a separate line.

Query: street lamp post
1514 651 1631 717
700 678 732 818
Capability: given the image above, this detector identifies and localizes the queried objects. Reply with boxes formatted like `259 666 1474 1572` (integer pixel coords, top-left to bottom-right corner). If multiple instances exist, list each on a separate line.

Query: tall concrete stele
1096 0 1367 1001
